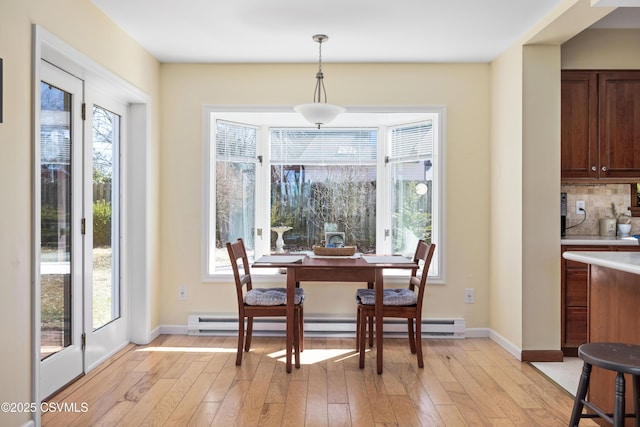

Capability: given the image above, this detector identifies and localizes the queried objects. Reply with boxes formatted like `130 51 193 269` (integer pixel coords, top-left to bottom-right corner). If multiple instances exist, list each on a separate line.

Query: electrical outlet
464 288 475 304
178 286 187 301
576 200 585 215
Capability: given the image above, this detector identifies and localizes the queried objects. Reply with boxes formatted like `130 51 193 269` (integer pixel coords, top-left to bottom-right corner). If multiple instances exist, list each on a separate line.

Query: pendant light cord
313 37 328 104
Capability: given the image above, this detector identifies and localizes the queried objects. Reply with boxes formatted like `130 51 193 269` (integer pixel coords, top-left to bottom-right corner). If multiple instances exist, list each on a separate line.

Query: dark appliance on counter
561 192 567 237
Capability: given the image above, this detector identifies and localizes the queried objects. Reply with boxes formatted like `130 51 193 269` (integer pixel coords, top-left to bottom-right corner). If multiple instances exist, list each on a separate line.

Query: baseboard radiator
187 314 465 339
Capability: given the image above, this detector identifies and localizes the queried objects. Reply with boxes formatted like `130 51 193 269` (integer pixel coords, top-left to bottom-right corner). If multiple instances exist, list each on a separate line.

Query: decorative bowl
312 245 357 256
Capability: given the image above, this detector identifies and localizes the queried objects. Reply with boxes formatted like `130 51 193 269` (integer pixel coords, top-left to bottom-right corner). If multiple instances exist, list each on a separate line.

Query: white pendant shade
295 35 344 128
294 103 346 128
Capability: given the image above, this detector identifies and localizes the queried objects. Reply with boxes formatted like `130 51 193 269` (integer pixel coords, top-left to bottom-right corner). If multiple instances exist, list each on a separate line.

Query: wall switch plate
464 288 475 304
576 200 585 215
178 286 187 301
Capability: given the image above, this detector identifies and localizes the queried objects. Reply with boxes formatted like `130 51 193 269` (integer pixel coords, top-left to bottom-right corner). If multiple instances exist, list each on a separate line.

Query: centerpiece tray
312 245 357 256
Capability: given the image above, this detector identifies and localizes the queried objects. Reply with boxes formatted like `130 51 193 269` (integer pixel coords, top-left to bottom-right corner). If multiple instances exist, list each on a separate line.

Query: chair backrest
226 238 253 305
410 240 436 311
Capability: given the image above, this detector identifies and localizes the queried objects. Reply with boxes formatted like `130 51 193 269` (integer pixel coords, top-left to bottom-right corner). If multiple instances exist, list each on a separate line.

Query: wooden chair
356 240 436 369
226 238 305 367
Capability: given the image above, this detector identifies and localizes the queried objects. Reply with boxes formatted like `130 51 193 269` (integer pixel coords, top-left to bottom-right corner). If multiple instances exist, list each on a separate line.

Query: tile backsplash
562 183 639 236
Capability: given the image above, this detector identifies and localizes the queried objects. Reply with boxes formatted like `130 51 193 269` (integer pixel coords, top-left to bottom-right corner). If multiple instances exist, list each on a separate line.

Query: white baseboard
464 327 490 338
488 329 522 361
154 323 523 361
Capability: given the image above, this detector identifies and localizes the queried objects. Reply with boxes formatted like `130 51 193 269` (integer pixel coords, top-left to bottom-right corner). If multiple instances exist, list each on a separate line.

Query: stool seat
579 343 640 376
569 342 640 427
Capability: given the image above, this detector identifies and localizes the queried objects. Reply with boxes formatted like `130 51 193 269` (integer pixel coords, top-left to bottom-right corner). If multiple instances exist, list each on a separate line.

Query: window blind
215 120 257 161
271 128 377 165
389 121 433 163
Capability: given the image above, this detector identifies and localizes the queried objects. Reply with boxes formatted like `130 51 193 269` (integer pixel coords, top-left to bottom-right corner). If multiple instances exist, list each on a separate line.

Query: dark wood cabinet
561 71 597 179
561 70 640 182
561 245 600 356
598 72 640 179
561 244 640 356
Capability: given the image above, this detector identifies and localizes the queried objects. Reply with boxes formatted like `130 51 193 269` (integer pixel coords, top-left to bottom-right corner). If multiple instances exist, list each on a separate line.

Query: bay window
204 108 444 281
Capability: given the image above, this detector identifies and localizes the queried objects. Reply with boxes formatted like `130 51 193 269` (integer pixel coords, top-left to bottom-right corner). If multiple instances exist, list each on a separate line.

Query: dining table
252 252 418 374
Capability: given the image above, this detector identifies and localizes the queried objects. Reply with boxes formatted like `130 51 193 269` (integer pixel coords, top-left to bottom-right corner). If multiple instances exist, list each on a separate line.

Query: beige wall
521 45 562 351
0 1 160 425
562 29 640 69
159 63 491 327
486 43 562 352
489 43 525 349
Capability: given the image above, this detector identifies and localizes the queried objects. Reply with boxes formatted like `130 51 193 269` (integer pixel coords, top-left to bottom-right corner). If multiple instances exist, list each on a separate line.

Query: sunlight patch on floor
268 348 359 364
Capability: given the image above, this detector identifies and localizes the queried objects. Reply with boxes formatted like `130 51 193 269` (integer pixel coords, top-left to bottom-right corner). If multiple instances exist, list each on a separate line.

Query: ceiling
91 0 640 64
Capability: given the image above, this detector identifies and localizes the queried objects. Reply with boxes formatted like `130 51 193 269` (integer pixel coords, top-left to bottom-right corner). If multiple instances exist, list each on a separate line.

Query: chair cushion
356 288 417 306
245 287 304 306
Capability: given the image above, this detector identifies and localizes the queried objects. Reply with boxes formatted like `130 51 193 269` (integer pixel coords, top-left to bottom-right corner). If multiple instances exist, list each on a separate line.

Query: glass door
39 61 84 399
83 98 127 371
39 60 129 397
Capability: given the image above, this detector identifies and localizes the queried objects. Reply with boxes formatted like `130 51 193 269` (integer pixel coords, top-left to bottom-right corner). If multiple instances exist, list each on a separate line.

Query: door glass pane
92 105 120 330
390 160 432 256
214 120 257 271
40 82 72 360
215 160 256 269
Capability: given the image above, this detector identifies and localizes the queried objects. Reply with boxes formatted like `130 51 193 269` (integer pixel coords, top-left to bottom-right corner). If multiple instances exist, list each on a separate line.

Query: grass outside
41 247 114 357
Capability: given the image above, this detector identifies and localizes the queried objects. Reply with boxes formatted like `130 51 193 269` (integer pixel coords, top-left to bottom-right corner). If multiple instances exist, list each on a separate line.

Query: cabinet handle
591 166 597 171
601 166 607 172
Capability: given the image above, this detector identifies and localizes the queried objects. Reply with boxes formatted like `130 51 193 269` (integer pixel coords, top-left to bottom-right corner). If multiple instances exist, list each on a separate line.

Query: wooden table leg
375 268 384 374
286 268 295 373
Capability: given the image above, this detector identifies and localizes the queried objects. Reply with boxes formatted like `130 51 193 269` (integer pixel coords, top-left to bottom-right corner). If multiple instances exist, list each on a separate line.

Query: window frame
202 106 446 284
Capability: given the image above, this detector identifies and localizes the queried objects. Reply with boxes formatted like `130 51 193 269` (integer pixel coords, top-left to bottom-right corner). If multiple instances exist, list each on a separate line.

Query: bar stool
569 342 640 427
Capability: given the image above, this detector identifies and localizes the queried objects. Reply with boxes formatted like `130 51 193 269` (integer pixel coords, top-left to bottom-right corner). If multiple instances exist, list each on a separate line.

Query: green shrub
93 200 111 247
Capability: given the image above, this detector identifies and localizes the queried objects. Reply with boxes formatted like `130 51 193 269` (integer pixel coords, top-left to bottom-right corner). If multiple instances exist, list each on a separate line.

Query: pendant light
294 34 345 128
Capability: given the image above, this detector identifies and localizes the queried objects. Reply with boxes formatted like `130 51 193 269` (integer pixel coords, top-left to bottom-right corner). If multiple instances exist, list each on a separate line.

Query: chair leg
366 282 374 348
236 316 245 366
299 305 304 353
569 362 592 427
632 374 639 427
355 306 361 350
407 318 416 354
614 372 626 427
245 317 253 352
294 309 301 369
415 317 424 368
359 308 366 369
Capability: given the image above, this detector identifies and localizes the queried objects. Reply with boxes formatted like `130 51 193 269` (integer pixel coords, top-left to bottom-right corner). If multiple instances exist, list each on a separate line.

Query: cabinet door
561 245 606 354
564 307 588 346
561 71 598 179
599 71 640 179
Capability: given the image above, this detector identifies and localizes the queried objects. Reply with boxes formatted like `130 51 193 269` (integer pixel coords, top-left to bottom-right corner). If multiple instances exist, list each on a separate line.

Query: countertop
561 235 639 246
562 251 640 275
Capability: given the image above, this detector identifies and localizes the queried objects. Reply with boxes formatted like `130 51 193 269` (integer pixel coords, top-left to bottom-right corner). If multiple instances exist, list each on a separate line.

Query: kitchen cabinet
561 243 640 356
562 251 640 423
561 245 598 356
561 71 597 180
561 70 640 182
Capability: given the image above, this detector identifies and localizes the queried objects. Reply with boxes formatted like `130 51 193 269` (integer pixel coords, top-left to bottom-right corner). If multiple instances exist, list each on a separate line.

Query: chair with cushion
355 240 435 369
226 238 305 367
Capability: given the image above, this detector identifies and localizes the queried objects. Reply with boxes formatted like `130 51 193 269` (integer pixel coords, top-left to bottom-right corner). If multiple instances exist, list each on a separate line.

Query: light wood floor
42 335 597 427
